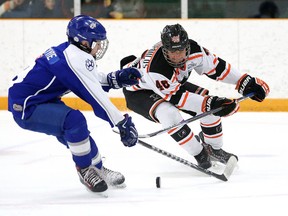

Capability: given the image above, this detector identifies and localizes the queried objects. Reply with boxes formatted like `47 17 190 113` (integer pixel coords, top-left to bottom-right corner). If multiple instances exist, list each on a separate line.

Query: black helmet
161 24 190 68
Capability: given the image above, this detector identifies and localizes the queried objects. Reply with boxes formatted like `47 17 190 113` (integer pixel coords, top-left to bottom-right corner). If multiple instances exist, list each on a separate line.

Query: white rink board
1 19 287 98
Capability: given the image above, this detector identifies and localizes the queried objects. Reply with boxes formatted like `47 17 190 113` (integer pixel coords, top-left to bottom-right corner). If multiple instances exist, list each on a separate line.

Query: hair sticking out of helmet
161 24 190 68
66 15 109 60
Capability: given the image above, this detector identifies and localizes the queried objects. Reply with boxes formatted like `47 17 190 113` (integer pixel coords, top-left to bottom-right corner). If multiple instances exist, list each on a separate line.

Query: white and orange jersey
125 39 243 113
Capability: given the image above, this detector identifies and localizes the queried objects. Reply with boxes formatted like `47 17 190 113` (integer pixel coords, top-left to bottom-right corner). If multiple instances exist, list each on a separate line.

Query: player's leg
123 88 211 169
57 107 125 189
154 102 211 169
13 103 119 192
180 82 238 164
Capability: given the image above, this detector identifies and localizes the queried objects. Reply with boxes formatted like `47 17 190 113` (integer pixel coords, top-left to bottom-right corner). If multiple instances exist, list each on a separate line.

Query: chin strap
68 39 92 54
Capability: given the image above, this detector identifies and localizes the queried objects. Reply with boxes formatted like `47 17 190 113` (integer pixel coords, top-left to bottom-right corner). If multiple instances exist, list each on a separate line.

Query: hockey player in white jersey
8 15 141 193
122 24 270 169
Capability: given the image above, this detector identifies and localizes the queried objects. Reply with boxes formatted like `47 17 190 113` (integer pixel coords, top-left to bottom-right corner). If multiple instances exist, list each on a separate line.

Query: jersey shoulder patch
44 47 60 65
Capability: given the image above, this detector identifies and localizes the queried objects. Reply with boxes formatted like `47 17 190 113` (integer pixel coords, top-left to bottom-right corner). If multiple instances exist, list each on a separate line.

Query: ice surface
1 111 288 216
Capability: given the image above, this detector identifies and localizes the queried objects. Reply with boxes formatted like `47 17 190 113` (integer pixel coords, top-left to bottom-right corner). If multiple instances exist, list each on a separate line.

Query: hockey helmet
161 24 190 68
66 15 109 60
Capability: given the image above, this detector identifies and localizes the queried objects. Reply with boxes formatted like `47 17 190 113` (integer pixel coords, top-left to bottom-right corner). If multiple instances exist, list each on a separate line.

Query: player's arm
194 46 270 102
93 68 141 92
193 46 242 84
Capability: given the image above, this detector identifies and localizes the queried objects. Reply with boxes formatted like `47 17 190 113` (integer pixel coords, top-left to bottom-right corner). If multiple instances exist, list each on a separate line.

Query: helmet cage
162 45 190 68
91 39 109 60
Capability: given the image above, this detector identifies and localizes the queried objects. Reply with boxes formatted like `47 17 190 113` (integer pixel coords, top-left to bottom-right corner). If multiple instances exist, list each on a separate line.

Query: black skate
194 147 212 169
76 166 108 192
198 132 238 164
98 166 126 187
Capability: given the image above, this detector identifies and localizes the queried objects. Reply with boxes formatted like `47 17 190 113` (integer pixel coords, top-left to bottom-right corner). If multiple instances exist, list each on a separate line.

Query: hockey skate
194 147 212 169
76 166 108 193
98 166 126 188
198 132 238 164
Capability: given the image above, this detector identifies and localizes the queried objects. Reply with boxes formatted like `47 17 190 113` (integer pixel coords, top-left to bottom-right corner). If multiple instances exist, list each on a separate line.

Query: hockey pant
13 102 102 169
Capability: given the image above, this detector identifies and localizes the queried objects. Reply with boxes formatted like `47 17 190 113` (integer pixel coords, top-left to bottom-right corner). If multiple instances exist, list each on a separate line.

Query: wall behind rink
0 19 287 111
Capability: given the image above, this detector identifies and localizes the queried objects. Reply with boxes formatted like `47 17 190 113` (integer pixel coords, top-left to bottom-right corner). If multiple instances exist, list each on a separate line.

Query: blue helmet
66 15 109 60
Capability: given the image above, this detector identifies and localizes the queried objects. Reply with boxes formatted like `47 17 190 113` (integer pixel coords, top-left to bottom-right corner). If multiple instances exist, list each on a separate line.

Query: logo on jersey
13 104 23 112
150 93 162 101
85 59 94 71
187 61 196 72
44 48 59 65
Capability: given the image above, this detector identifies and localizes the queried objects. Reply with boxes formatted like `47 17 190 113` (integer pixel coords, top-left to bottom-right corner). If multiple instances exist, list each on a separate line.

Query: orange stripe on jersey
179 132 194 145
177 91 189 109
206 68 216 75
200 118 221 127
131 85 140 91
163 83 181 100
200 89 209 96
171 73 178 82
213 57 218 64
149 99 165 122
217 63 231 81
188 54 203 60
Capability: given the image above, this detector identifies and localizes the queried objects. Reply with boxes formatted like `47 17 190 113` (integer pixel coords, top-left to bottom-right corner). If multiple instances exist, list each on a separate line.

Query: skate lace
84 167 102 186
208 146 231 162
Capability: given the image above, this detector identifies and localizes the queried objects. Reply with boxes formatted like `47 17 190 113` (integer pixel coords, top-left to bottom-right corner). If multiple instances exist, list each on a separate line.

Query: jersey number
156 80 170 90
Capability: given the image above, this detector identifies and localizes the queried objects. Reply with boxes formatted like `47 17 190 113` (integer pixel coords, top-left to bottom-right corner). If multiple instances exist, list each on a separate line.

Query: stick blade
222 156 238 180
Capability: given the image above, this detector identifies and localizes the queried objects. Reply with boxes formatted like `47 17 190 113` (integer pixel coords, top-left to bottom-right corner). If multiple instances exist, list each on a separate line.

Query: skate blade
110 182 126 189
85 187 109 198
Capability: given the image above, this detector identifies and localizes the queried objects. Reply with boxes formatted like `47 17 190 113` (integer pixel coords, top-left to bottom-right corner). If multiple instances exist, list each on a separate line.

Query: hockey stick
138 139 237 181
136 92 254 138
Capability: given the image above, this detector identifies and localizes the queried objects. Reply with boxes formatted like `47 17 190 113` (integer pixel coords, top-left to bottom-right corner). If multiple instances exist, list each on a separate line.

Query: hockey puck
156 177 161 188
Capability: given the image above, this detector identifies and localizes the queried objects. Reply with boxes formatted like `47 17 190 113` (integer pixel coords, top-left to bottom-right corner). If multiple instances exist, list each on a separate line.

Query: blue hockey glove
107 68 141 89
236 74 270 102
116 114 138 147
203 96 239 117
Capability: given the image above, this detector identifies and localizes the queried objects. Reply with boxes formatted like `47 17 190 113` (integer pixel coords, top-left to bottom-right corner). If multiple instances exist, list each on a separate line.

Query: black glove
107 68 141 89
116 114 138 147
203 96 239 117
236 74 270 102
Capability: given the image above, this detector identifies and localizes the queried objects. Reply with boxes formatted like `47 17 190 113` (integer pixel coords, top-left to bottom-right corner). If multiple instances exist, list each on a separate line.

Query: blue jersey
8 42 124 127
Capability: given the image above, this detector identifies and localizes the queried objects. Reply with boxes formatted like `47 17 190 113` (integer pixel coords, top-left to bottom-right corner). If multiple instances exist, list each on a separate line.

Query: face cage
91 39 109 60
162 45 190 68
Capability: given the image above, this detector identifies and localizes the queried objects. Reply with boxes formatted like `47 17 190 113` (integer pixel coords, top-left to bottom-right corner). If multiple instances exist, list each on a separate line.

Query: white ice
1 110 288 216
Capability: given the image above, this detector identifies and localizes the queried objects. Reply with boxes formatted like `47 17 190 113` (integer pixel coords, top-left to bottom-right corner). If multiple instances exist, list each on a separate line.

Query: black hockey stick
138 139 237 181
136 93 254 138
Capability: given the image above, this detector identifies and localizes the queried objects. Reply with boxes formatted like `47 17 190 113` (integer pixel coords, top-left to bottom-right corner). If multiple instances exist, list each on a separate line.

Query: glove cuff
236 74 252 94
202 96 215 112
107 71 121 89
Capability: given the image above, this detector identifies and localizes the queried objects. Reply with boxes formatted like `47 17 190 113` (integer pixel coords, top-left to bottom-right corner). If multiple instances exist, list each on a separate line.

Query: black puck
156 176 161 188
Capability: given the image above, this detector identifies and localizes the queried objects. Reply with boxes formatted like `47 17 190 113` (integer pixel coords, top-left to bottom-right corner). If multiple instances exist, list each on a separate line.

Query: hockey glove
116 114 138 147
202 96 239 117
107 68 141 89
236 74 270 102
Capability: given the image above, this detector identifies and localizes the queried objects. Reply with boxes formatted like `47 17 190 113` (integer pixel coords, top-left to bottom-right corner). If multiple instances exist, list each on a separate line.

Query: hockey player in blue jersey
8 15 141 193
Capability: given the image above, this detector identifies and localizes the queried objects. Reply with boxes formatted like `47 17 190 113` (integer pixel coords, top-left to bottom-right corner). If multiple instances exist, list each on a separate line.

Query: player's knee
155 102 183 127
64 110 89 142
